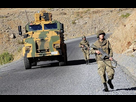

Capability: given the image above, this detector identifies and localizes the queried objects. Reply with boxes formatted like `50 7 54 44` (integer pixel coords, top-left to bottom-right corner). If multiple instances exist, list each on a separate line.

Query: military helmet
82 35 86 39
96 30 105 38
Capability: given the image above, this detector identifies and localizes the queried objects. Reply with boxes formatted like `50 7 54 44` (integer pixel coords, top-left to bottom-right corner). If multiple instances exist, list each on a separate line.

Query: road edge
114 53 136 82
0 58 23 72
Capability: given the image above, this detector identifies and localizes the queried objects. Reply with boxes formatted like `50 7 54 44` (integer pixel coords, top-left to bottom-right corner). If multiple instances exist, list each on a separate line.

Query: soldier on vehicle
79 36 90 65
90 30 115 92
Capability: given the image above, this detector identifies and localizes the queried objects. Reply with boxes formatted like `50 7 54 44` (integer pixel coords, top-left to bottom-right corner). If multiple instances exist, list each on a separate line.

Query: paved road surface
0 35 136 95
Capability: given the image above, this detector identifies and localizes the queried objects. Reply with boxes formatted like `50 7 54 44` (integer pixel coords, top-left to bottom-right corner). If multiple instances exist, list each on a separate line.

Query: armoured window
44 23 57 30
29 24 42 31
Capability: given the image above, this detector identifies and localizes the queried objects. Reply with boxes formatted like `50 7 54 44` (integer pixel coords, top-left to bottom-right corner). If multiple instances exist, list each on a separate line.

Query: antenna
25 10 30 23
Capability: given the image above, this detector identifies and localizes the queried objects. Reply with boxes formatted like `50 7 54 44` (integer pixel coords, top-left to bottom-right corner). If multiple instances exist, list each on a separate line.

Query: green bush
72 20 76 24
121 13 131 18
0 52 14 65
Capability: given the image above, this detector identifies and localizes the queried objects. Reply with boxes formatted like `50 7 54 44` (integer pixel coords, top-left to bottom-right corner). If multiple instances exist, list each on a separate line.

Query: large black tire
59 44 67 66
63 44 68 65
24 56 32 70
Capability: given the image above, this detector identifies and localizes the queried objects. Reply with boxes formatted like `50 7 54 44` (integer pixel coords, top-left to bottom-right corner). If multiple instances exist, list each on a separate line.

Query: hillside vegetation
0 8 135 63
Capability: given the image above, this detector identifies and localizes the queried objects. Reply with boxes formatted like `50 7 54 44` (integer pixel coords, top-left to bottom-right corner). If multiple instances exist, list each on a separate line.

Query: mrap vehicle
18 10 67 69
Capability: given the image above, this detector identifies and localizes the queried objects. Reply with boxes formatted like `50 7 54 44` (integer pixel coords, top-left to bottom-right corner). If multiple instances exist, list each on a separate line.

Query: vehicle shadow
33 58 96 69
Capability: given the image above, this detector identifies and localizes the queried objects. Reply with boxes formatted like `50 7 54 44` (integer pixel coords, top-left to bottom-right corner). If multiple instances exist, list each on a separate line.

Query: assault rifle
91 44 117 68
80 44 90 50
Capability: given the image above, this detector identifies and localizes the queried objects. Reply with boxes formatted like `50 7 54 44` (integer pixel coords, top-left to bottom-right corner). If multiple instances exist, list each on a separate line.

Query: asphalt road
0 35 136 95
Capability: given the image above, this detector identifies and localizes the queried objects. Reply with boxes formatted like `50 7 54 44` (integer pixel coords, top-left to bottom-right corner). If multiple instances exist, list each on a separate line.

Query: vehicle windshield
44 23 57 30
29 24 42 31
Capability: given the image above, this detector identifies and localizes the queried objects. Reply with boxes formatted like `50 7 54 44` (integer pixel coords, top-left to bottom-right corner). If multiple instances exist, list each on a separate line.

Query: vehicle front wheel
24 56 32 70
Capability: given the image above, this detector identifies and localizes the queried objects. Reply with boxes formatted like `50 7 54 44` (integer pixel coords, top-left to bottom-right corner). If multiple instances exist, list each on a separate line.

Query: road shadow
67 59 96 66
33 58 96 69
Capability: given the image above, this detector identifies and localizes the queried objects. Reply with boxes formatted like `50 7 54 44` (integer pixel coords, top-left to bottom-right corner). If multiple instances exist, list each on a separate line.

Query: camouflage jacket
79 40 90 51
90 39 113 61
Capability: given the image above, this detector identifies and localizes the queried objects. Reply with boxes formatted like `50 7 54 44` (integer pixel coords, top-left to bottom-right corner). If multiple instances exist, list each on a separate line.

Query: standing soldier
79 36 90 65
90 30 115 92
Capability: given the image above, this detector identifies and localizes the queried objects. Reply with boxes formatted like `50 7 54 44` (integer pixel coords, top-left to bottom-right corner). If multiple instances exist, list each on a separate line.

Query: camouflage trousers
82 49 90 61
97 61 115 83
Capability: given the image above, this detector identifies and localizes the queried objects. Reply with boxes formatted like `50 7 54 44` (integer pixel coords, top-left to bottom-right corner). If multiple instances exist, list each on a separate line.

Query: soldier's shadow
115 87 136 91
109 87 136 92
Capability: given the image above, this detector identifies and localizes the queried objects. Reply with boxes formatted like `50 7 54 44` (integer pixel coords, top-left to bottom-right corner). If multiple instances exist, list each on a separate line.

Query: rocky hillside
109 9 136 55
0 8 135 61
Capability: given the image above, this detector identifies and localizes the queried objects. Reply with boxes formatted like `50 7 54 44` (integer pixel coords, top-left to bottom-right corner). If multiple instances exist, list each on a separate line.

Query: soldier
90 30 115 92
79 36 90 65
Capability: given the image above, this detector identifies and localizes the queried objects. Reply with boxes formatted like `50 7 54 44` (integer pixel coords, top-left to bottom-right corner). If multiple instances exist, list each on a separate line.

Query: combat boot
86 60 88 65
108 79 114 89
103 83 109 92
87 60 90 65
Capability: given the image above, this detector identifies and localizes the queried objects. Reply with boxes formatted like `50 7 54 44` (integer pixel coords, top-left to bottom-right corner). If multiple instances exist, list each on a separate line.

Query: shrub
0 52 14 65
121 13 131 18
72 20 76 24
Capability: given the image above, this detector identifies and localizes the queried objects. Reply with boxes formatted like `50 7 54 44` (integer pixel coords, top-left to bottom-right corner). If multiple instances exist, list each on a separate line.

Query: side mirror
60 23 64 33
18 26 22 36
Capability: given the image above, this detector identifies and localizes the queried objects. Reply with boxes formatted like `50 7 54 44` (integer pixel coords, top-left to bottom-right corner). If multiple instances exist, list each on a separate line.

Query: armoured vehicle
18 10 67 69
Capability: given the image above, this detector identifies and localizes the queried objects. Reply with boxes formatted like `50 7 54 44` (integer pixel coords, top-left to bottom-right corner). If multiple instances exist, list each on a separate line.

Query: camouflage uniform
90 30 114 91
79 36 90 64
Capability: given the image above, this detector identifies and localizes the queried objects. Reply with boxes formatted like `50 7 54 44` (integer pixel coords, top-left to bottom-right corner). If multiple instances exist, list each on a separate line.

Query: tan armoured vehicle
18 10 67 69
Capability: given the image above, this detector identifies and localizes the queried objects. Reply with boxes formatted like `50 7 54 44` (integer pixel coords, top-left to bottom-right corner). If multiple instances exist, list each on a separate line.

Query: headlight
53 44 60 48
25 46 31 51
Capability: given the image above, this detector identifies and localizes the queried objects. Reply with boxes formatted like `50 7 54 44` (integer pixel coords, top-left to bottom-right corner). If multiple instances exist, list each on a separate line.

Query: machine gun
91 44 117 68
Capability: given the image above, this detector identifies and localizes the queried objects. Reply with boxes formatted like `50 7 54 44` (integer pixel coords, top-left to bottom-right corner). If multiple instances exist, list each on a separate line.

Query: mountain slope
109 9 136 54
